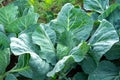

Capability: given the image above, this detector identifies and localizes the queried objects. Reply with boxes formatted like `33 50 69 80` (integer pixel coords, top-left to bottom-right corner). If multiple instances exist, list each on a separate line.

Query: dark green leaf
72 72 87 80
5 74 17 80
0 48 10 74
80 56 97 74
105 43 120 60
0 32 9 49
88 61 120 80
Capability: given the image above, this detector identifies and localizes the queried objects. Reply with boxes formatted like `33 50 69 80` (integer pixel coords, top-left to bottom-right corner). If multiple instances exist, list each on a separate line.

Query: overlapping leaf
98 3 120 20
0 4 18 26
84 0 109 13
88 61 120 80
32 24 57 65
0 49 10 74
10 27 51 80
72 72 87 80
80 56 97 74
6 13 39 33
11 54 32 78
50 3 93 42
47 42 89 77
105 43 120 60
89 20 119 63
5 74 17 80
0 32 9 49
30 53 50 80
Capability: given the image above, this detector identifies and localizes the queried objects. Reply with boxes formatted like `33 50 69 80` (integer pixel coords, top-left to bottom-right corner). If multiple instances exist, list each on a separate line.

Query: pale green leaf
10 28 51 80
89 20 119 63
84 0 109 13
99 4 120 37
10 34 36 55
50 3 93 42
32 25 57 65
30 53 50 80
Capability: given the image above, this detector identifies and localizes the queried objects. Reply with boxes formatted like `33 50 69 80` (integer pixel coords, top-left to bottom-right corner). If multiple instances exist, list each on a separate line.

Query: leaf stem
0 66 30 79
8 66 30 73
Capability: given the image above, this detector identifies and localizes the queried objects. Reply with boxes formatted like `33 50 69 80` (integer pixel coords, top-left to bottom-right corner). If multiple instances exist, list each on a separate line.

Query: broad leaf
6 13 39 33
84 0 109 13
45 27 56 45
11 54 32 78
47 42 89 77
88 61 120 80
10 33 37 55
32 25 57 65
58 31 74 47
30 53 50 80
5 74 17 80
98 4 120 37
89 20 119 63
56 43 71 60
50 3 93 42
13 0 33 16
56 31 74 60
41 23 56 45
10 24 39 55
47 55 74 77
0 48 10 74
69 42 90 62
105 43 120 60
100 4 120 37
80 56 97 74
10 30 51 80
98 3 120 20
0 4 18 26
72 72 87 80
0 32 9 49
